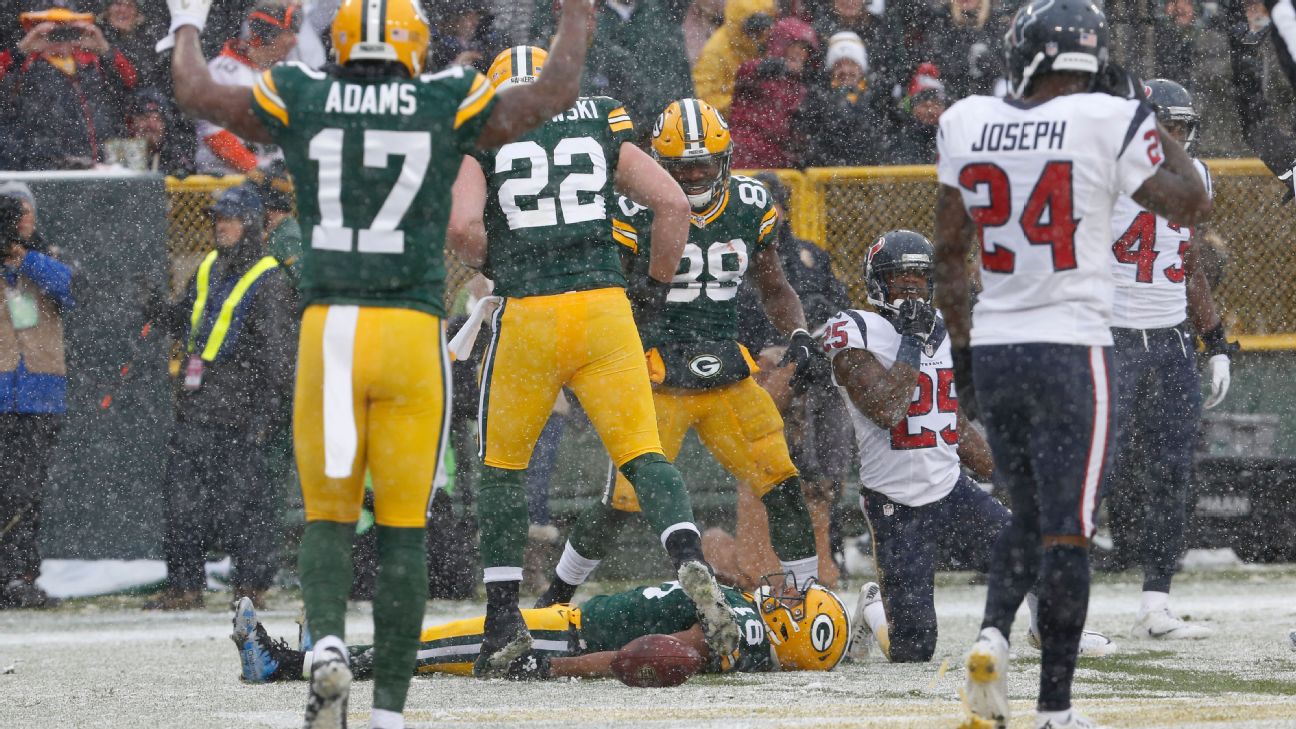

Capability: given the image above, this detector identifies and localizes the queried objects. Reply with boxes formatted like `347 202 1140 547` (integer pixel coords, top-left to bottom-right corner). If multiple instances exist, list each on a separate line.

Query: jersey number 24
958 161 1079 274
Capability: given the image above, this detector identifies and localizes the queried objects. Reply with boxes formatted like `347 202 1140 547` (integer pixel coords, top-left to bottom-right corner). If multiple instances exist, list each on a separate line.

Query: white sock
313 635 348 664
779 556 818 586
369 708 404 729
863 598 888 637
1036 708 1071 727
1139 590 1169 617
1027 592 1040 633
554 541 600 586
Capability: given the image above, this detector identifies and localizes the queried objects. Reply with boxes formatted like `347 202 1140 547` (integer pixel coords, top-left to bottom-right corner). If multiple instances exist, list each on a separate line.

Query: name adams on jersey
823 310 962 507
614 175 780 349
249 62 497 316
474 96 636 298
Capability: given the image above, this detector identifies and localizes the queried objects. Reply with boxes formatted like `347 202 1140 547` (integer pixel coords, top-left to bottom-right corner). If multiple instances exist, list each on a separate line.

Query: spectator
103 88 194 174
194 2 298 175
597 0 694 128
1154 0 1199 89
0 5 138 170
426 0 505 73
927 0 1002 100
729 15 818 168
682 0 724 65
145 185 296 610
793 30 891 166
888 62 945 164
693 0 775 115
97 0 161 90
0 187 73 610
809 0 899 88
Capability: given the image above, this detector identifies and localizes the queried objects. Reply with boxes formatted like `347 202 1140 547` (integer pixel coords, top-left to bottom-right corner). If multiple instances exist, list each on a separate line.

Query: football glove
778 328 819 369
1199 323 1239 410
951 345 977 421
155 0 212 52
1092 63 1145 101
1278 163 1296 204
894 299 937 343
626 277 671 325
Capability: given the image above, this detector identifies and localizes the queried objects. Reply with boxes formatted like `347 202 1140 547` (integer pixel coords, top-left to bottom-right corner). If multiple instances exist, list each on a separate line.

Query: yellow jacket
692 0 775 116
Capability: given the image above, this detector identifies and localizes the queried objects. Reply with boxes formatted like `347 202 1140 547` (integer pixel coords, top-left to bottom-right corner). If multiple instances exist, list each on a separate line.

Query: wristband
1200 322 1229 357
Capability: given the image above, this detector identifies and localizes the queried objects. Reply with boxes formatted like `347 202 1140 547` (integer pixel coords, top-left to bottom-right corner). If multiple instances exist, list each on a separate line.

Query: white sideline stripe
1273 0 1296 65
1081 346 1109 536
483 566 523 583
322 305 360 479
416 639 568 661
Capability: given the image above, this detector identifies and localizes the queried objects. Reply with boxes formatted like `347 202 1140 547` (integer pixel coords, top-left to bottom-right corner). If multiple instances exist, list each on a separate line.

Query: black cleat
473 606 533 679
533 578 579 608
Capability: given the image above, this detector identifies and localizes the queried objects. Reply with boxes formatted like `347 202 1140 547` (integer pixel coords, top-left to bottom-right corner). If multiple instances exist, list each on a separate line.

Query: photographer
0 187 73 610
0 6 138 170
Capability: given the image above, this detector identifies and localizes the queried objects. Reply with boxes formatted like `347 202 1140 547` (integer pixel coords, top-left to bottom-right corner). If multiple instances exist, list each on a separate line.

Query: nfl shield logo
883 504 895 517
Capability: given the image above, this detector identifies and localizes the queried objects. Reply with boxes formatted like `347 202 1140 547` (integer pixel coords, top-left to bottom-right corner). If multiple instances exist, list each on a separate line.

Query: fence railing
167 159 1295 347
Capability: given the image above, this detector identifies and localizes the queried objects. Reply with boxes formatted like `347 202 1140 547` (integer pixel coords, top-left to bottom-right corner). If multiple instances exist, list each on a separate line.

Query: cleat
1026 627 1117 658
1130 608 1213 640
1035 709 1113 728
503 651 553 681
677 560 741 658
846 581 881 661
231 597 299 682
302 645 350 729
963 627 1010 729
533 578 578 609
473 607 533 678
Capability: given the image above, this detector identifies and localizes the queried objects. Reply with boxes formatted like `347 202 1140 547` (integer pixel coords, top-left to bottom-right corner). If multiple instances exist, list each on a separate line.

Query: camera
47 25 85 43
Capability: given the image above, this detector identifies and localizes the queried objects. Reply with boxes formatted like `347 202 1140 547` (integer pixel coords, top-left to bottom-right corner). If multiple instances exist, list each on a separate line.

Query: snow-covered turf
2 565 1294 728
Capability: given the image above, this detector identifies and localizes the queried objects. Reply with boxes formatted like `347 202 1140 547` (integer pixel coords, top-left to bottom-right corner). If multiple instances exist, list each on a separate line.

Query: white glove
1203 354 1231 410
155 0 212 53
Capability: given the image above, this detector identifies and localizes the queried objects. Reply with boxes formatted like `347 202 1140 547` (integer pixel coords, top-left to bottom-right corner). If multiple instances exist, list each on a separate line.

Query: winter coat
693 0 775 115
595 0 694 128
729 17 818 169
793 82 892 167
0 250 73 414
887 113 940 165
0 49 137 170
924 5 1004 101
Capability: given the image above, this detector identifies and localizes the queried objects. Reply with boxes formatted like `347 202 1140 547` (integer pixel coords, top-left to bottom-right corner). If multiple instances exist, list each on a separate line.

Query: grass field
2 563 1294 729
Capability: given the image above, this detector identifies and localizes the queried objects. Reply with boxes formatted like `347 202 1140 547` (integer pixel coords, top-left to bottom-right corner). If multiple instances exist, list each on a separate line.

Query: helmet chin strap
686 190 714 210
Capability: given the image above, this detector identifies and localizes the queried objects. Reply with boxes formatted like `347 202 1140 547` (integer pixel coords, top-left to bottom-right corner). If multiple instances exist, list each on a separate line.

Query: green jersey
251 62 497 316
474 96 636 298
617 176 781 349
578 581 775 673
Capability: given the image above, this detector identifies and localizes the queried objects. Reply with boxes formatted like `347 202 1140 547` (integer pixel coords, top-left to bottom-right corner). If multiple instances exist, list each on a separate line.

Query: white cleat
1036 709 1113 729
1026 627 1117 658
846 581 880 661
964 627 1011 729
1130 608 1213 640
302 645 351 729
677 560 741 657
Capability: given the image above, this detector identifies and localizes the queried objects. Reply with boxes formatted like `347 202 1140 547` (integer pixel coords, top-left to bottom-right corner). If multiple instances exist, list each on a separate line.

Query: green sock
478 466 528 572
299 520 355 641
371 526 428 713
567 500 632 562
762 477 817 562
619 453 696 539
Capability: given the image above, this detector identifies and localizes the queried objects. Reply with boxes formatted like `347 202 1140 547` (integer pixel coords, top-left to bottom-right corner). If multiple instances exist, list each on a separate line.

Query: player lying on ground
231 575 851 682
821 230 1114 664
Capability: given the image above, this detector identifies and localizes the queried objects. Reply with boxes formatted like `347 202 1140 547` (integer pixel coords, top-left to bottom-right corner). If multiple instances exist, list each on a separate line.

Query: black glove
789 349 833 395
1092 62 1145 101
1199 322 1241 357
951 345 977 422
894 299 937 343
626 277 671 325
778 328 820 369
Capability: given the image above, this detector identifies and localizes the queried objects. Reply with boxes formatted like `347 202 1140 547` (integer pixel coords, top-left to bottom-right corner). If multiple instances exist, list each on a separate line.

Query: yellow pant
295 305 449 528
411 604 581 675
479 287 662 469
609 376 799 511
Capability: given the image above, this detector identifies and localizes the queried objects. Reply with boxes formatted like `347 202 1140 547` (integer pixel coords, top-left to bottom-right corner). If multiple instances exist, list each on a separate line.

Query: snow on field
1 565 1294 729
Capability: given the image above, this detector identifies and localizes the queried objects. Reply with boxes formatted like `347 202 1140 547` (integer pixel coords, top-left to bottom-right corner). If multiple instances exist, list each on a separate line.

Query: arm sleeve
1195 159 1214 200
19 251 74 308
250 67 292 139
612 195 651 255
606 99 635 146
453 68 497 153
1114 101 1163 196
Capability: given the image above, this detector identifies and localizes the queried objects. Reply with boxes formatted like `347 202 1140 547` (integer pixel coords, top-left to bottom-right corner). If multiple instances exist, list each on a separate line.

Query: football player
1107 79 1232 642
533 98 824 607
444 49 740 676
231 576 851 683
823 231 1113 665
161 1 598 727
932 2 1212 728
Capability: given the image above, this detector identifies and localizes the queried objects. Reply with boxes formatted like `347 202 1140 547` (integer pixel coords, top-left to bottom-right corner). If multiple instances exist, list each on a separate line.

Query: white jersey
824 309 961 507
936 93 1164 347
195 49 285 175
1109 158 1213 329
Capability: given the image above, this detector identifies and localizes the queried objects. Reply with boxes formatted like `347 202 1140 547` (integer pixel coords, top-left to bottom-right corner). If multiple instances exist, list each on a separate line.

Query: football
610 634 703 688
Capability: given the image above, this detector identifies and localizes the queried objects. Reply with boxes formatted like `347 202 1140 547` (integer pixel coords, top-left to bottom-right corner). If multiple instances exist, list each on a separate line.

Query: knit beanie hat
825 31 868 74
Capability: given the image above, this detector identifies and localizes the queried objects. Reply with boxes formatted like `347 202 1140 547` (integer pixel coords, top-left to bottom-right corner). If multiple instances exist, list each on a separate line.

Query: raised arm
475 0 595 149
614 143 690 282
1131 125 1212 227
447 156 489 268
170 27 272 144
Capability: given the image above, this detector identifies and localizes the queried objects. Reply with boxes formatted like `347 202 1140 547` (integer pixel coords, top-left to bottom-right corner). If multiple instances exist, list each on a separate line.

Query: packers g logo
652 112 666 139
688 355 723 378
810 614 836 652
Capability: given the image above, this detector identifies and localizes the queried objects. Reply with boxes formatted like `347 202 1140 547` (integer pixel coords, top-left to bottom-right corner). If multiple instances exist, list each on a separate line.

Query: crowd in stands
0 0 1210 174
